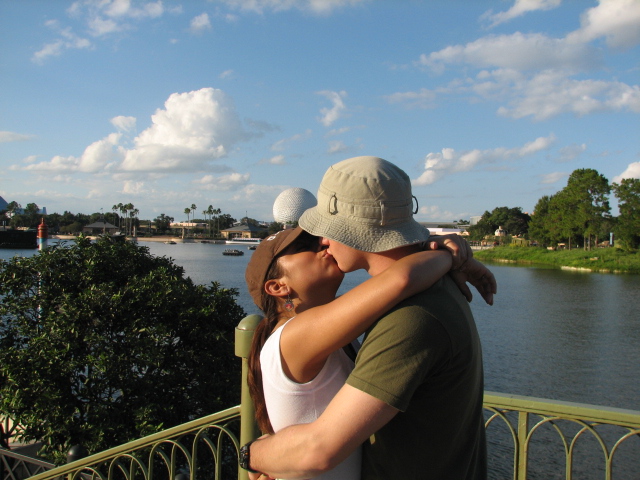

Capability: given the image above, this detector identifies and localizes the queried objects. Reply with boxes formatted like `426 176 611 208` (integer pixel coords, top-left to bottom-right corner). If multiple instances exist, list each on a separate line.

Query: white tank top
260 319 361 480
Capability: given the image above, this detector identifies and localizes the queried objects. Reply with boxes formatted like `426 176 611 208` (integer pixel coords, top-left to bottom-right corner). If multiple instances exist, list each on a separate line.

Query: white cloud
385 88 437 109
121 88 250 172
22 133 124 173
416 32 597 73
407 2 640 121
15 88 252 176
121 180 146 195
482 0 562 28
0 131 33 143
260 155 286 165
270 130 312 151
111 116 137 132
219 69 235 79
556 143 587 162
417 204 456 222
34 0 166 63
317 90 347 127
32 24 92 64
190 13 212 33
540 171 569 184
413 134 556 186
495 71 640 120
218 0 369 15
566 0 640 49
327 140 349 154
326 126 351 136
613 162 640 182
193 172 251 190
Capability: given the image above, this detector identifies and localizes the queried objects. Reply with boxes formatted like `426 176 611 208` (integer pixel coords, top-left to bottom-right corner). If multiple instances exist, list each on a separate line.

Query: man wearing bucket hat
244 156 491 479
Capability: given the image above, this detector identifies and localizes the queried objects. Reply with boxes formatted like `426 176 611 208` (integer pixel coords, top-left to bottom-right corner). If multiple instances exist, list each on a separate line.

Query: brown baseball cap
245 227 306 311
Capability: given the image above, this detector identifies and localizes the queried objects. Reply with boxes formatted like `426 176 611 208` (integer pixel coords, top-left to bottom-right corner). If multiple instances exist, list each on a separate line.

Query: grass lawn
474 246 640 274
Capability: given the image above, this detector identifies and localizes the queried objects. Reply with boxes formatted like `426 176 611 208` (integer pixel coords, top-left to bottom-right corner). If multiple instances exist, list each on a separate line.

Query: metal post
516 411 529 480
235 315 261 480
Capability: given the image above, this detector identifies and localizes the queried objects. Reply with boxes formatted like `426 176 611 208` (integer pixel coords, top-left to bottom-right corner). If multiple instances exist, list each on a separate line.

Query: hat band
323 191 415 226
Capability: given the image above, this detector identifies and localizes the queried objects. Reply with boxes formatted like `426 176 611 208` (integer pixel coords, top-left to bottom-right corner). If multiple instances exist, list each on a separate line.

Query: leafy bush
0 236 245 463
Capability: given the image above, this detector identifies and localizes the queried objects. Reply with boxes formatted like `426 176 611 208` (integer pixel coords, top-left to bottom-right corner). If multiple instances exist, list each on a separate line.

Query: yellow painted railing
24 315 639 480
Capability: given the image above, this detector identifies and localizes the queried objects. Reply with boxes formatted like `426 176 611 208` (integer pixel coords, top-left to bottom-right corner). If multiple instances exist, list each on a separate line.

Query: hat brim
299 206 429 253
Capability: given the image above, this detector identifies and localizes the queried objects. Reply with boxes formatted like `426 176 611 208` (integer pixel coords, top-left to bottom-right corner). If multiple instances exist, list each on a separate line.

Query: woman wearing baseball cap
244 227 455 479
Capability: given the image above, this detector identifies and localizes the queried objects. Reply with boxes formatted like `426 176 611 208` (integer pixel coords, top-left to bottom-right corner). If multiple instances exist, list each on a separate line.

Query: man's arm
247 384 398 479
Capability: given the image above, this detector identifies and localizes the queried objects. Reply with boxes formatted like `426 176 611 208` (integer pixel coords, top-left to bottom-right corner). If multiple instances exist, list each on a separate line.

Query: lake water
3 241 639 478
3 241 638 408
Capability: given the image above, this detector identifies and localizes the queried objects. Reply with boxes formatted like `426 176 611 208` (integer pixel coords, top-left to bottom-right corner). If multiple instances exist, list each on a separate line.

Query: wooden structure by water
0 230 37 249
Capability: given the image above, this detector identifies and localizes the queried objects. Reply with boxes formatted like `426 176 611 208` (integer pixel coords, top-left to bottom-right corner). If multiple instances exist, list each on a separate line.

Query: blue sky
1 0 639 224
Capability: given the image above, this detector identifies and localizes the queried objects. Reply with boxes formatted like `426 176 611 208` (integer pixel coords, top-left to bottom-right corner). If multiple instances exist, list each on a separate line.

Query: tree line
0 202 239 237
467 169 640 251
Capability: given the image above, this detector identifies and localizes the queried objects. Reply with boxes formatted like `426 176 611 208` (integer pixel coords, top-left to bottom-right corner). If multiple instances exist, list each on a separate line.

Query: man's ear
264 278 289 298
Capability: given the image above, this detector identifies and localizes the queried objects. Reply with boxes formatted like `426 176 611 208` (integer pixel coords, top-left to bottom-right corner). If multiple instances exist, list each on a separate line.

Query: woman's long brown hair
246 258 284 434
246 231 320 434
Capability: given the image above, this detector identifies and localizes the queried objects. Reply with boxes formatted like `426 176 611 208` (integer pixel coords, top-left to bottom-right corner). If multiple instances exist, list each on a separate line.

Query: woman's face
276 233 344 305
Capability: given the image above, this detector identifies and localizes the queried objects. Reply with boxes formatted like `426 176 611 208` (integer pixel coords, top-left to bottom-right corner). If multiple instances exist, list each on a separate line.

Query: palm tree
206 205 214 237
130 207 139 236
124 203 134 236
112 205 119 228
184 207 191 238
214 208 221 237
118 203 126 232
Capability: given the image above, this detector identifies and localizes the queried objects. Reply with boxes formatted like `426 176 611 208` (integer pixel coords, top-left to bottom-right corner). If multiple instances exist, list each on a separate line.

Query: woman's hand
425 234 472 270
449 258 497 305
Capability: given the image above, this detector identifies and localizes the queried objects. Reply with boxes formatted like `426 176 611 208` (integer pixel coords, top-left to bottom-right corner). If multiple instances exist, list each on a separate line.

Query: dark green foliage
612 178 640 251
527 169 613 250
0 236 245 464
467 207 531 241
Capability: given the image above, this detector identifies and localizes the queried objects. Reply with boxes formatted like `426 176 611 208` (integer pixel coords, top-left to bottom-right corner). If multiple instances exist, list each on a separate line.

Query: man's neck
365 243 422 276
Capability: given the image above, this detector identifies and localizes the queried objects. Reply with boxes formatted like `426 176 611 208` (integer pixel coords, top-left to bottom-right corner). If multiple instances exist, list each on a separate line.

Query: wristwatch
239 441 258 473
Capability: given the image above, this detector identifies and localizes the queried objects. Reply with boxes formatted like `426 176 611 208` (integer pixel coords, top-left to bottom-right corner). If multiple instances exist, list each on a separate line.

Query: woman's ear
264 278 289 298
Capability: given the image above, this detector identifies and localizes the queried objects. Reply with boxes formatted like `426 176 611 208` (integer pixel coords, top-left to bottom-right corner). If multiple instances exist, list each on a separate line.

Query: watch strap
239 440 258 473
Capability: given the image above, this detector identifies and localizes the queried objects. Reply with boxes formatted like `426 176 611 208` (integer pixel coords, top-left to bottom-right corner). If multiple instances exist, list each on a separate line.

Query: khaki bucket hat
299 156 430 252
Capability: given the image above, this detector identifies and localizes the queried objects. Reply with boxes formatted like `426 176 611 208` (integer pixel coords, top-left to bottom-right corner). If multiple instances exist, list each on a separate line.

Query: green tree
154 213 174 234
563 169 611 250
528 195 554 247
0 236 245 464
6 201 21 217
467 207 530 241
217 213 235 231
612 178 640 250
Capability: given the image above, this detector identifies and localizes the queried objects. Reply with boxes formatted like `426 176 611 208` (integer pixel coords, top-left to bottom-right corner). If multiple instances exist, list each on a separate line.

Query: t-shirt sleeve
345 295 451 411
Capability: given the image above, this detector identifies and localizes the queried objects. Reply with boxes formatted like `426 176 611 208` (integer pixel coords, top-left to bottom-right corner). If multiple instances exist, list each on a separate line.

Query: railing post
516 411 529 480
235 314 262 480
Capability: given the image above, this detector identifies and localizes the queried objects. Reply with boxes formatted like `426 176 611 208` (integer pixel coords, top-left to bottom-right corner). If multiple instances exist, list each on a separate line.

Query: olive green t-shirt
346 275 487 479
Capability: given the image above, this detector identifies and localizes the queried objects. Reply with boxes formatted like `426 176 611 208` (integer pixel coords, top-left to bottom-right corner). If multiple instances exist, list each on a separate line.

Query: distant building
83 221 119 235
221 224 267 240
0 196 47 216
170 222 208 229
418 222 466 236
495 226 507 236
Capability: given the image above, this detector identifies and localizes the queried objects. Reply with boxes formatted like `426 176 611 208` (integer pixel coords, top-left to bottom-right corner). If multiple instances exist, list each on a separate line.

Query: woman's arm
280 250 452 383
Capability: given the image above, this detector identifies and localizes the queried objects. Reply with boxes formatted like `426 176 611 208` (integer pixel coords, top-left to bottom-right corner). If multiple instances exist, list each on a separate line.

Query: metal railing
484 393 640 479
1 448 54 480
16 315 640 480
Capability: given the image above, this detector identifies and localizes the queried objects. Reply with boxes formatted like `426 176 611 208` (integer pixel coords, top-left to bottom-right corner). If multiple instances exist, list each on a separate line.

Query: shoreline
474 246 639 274
51 235 226 244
